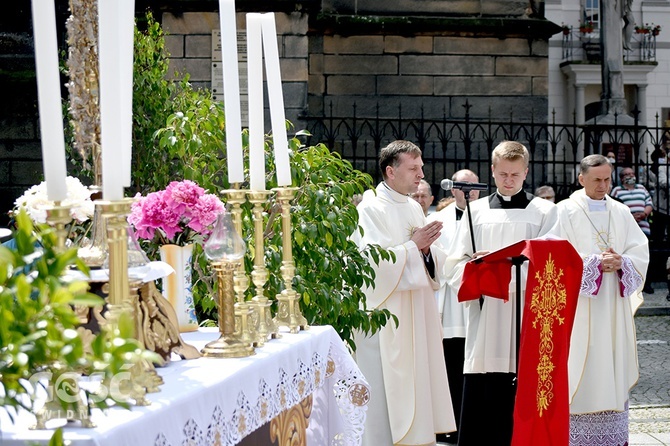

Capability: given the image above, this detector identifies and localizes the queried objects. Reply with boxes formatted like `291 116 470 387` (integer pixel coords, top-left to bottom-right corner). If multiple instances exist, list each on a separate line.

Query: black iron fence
302 103 670 278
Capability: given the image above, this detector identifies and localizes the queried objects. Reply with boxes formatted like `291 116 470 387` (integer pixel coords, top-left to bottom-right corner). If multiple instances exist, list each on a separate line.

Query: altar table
0 325 369 445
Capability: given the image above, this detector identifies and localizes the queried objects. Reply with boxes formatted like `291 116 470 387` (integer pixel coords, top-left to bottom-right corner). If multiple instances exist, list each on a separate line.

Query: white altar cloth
0 325 369 445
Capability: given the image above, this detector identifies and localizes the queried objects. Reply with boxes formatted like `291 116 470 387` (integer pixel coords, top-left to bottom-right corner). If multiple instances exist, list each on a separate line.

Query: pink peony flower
129 181 224 246
188 193 225 233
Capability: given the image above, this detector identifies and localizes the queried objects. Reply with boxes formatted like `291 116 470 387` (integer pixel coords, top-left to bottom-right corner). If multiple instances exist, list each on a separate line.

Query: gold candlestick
222 189 256 345
99 199 133 306
272 187 309 333
201 259 255 357
45 203 73 251
98 198 160 405
248 190 278 346
201 212 254 358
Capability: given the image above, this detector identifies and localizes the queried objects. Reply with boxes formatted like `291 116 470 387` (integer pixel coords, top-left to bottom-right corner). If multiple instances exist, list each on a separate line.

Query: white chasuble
552 189 649 414
353 183 455 445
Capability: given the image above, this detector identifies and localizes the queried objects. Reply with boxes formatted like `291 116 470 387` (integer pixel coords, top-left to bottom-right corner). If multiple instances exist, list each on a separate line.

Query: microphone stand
511 254 528 379
462 187 482 308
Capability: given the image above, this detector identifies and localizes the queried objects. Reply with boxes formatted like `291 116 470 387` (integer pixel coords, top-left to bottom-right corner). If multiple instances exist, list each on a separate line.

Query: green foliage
0 210 160 419
131 16 394 348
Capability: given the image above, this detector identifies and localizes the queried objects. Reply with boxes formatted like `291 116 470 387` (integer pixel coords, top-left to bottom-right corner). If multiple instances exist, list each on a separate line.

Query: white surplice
551 189 648 414
353 183 456 446
444 193 558 374
428 203 466 339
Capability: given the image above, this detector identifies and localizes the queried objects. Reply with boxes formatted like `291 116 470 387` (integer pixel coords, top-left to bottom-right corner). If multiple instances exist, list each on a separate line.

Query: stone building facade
0 0 560 224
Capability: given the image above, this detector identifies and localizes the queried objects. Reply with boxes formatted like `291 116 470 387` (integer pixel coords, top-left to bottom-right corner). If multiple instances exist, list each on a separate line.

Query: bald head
452 169 480 208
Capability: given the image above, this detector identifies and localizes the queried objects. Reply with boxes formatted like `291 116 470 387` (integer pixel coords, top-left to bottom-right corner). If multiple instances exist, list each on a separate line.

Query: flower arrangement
579 20 594 33
129 180 225 247
13 176 94 224
635 23 661 35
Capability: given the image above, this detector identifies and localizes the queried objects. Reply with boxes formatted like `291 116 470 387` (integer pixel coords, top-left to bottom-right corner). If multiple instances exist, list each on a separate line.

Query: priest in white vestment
427 168 480 444
550 154 648 446
444 141 557 446
353 140 455 446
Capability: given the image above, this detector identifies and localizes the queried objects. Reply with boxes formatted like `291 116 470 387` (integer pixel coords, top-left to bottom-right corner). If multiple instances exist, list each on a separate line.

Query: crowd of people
352 140 651 446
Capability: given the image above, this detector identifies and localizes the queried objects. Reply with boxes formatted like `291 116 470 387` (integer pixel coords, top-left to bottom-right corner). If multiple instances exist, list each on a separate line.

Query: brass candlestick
45 203 73 251
201 213 255 358
201 260 254 357
222 189 256 345
248 190 278 346
99 198 159 404
272 187 309 333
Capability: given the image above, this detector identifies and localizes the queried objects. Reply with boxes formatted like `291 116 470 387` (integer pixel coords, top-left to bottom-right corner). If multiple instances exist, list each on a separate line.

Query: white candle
218 0 244 184
261 13 291 187
119 0 135 188
247 13 265 191
31 0 68 202
98 0 130 200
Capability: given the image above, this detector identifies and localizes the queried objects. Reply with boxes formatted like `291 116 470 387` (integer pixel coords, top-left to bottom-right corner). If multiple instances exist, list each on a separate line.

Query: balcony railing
561 26 658 62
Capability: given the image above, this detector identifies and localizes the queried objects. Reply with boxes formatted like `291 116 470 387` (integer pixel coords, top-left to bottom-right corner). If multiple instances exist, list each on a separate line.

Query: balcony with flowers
561 20 660 64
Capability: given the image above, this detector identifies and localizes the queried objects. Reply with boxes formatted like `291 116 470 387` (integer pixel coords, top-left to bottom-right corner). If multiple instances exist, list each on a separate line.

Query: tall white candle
247 13 265 191
218 0 244 184
31 0 68 202
98 0 129 200
261 13 291 187
119 0 135 188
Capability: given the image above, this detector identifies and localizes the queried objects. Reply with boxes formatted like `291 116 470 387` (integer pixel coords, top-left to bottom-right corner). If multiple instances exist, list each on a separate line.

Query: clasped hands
601 247 622 273
412 220 443 254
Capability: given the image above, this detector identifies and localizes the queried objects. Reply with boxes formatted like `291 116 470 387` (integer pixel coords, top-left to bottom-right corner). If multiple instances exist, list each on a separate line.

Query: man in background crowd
429 168 480 445
534 185 556 203
610 166 654 293
412 179 434 216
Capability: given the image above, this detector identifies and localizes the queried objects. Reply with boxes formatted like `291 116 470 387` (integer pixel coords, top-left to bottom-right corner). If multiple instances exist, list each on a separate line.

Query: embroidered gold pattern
530 253 567 417
260 399 268 419
238 413 247 435
348 383 370 406
326 359 335 377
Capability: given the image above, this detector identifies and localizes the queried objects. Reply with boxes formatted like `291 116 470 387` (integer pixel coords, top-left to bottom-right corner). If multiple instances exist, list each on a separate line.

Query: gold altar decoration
45 204 74 251
272 187 309 333
100 199 161 404
201 213 255 358
248 190 278 346
66 0 107 269
223 189 257 345
269 395 313 446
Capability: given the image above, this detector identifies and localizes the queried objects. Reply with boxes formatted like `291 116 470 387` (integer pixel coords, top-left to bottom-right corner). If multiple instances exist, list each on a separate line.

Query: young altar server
444 140 557 446
353 140 456 445
550 154 648 445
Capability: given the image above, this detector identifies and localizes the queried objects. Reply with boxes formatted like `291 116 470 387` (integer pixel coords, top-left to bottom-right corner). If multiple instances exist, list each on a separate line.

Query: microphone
440 179 489 191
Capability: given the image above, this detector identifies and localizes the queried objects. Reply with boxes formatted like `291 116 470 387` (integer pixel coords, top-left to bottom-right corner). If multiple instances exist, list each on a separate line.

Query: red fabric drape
458 239 582 446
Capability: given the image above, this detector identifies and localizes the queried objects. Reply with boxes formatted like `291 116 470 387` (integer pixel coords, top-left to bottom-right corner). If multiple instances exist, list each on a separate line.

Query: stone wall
161 11 310 130
309 32 550 121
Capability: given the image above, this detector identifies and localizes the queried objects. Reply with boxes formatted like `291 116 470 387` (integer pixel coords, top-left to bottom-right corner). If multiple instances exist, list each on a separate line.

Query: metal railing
561 26 658 62
301 101 670 223
301 102 670 277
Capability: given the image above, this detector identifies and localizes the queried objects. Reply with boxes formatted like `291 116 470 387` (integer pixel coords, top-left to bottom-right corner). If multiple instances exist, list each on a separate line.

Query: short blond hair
491 141 529 167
